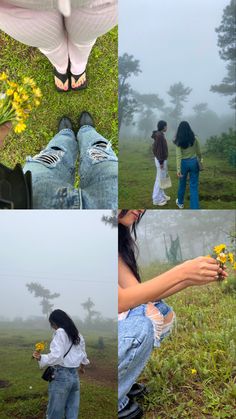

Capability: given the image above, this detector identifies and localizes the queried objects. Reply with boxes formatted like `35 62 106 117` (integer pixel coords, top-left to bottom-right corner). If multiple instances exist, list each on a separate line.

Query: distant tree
102 210 117 228
210 0 236 109
26 282 60 318
167 82 192 126
137 109 156 138
193 103 208 115
81 297 101 323
119 53 142 130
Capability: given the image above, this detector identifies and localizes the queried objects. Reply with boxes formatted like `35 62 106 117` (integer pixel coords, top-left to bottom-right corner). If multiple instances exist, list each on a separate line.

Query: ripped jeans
23 126 118 209
118 300 175 412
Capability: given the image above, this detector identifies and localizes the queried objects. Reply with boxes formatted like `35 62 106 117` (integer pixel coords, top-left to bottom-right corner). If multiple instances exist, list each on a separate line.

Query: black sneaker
118 398 143 419
78 111 95 129
58 116 73 132
127 383 148 399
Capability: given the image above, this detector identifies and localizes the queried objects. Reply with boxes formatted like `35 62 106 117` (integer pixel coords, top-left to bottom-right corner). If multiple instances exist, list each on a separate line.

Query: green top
176 137 202 172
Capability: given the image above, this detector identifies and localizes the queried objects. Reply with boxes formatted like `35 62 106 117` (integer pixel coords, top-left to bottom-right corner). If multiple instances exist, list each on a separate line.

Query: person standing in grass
32 309 89 419
0 0 117 92
118 210 227 419
174 121 202 209
151 120 170 206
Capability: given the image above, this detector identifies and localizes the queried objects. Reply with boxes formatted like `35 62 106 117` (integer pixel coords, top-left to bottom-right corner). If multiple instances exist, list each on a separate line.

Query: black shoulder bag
41 343 73 382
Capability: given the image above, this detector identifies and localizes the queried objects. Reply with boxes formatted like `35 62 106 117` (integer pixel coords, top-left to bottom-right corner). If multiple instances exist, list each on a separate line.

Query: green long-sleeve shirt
176 137 202 173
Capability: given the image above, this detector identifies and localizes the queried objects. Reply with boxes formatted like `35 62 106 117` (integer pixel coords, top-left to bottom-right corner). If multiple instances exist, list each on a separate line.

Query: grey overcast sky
0 211 117 320
119 0 232 114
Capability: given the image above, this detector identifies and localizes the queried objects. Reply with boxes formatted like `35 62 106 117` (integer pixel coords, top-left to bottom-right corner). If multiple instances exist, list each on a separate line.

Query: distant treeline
0 316 117 333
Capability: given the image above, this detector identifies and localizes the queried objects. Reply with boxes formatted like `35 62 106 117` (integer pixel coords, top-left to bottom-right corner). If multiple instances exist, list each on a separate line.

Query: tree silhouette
193 103 208 115
119 53 142 130
210 0 236 109
81 297 101 323
167 82 192 126
102 210 117 228
26 282 60 318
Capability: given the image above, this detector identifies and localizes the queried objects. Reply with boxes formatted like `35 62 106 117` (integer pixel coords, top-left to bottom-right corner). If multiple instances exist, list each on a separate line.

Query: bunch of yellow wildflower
35 341 46 352
211 244 235 280
0 72 42 134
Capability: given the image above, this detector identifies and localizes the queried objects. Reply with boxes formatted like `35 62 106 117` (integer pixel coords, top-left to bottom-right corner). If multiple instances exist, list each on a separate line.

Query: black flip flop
70 71 87 91
54 68 70 93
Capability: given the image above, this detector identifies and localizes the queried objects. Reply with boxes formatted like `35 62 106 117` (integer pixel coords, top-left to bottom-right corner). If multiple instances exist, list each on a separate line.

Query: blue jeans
47 367 79 419
23 126 118 209
177 157 199 209
118 300 173 412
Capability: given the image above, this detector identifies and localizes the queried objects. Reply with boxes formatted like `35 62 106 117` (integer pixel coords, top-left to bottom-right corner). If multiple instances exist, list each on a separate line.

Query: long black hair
118 210 145 283
49 309 80 345
173 121 195 149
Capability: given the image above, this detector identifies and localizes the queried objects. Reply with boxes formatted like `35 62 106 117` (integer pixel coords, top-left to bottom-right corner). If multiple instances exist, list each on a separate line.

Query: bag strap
63 342 73 358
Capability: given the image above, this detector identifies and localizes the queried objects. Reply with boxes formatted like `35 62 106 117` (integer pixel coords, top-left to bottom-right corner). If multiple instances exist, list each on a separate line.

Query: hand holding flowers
32 341 46 361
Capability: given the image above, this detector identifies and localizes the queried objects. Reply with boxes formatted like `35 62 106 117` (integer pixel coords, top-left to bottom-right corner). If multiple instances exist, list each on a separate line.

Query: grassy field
119 139 236 209
0 27 118 168
137 262 236 418
0 328 117 419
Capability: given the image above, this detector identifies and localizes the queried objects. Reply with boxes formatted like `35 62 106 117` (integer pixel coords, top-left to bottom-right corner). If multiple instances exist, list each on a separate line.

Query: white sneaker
176 199 184 209
164 195 171 201
153 200 167 206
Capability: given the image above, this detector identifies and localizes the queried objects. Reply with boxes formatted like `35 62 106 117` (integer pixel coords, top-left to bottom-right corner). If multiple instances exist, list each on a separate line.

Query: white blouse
38 328 90 369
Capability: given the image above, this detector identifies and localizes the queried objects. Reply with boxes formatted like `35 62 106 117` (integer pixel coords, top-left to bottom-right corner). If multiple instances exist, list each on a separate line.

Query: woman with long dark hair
118 210 226 419
32 309 89 419
173 121 202 209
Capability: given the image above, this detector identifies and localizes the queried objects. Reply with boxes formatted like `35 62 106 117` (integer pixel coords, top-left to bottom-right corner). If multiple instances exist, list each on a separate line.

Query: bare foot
54 75 69 91
71 72 87 89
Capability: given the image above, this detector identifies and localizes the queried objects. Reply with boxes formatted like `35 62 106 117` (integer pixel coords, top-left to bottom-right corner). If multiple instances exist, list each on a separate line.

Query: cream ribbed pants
0 1 117 74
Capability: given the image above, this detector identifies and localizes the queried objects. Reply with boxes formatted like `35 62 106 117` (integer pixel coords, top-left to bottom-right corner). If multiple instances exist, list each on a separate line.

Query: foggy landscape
119 0 235 140
136 210 235 266
0 211 117 323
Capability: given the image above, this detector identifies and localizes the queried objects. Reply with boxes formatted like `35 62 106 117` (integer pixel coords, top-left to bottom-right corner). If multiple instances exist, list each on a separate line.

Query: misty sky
119 0 232 115
0 211 117 320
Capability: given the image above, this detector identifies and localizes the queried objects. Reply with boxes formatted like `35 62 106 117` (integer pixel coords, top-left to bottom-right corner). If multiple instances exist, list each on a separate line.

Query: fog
119 0 235 139
119 0 231 113
136 210 235 266
0 211 117 321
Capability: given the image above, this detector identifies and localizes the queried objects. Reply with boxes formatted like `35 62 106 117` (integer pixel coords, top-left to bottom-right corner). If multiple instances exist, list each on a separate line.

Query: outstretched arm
118 256 226 313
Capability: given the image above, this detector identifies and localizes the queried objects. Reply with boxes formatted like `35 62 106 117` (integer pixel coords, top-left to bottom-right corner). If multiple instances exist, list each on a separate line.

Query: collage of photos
0 0 235 419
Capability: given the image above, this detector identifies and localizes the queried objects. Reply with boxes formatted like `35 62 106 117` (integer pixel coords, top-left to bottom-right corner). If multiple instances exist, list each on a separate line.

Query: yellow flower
13 92 21 103
228 253 234 264
217 253 227 264
14 122 26 133
0 72 8 81
35 342 45 352
191 369 197 375
7 80 18 88
233 262 236 270
6 88 14 96
33 87 42 98
23 77 36 88
34 99 40 107
21 94 29 101
213 244 226 255
12 101 21 110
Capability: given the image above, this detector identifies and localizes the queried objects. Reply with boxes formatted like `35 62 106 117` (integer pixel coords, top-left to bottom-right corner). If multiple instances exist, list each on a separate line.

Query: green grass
0 28 118 168
138 262 236 418
119 139 236 209
0 328 117 419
